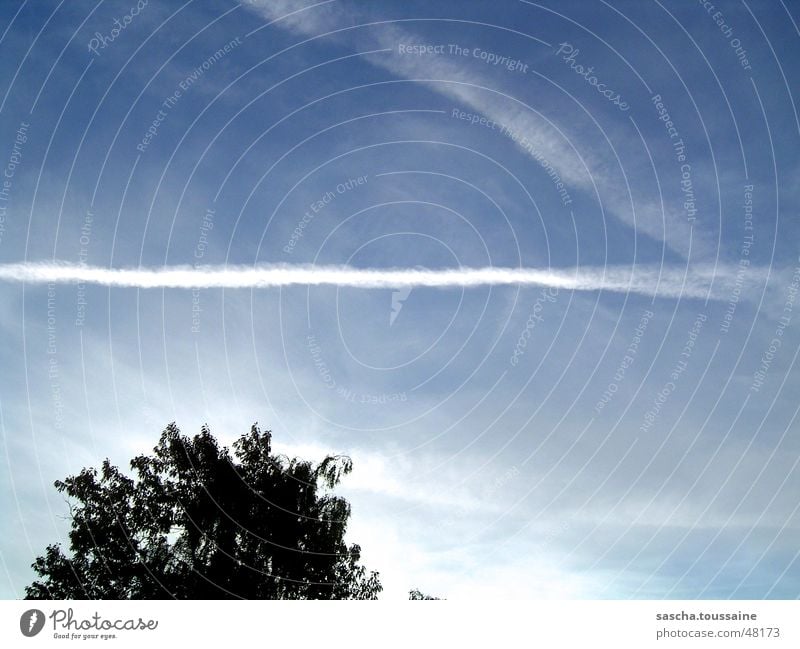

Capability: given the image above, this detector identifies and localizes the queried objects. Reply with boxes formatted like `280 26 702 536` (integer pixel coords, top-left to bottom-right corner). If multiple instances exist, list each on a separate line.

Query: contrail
0 261 763 300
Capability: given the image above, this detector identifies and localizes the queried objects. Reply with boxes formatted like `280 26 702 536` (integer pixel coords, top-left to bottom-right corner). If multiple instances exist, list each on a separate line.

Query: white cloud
244 0 705 256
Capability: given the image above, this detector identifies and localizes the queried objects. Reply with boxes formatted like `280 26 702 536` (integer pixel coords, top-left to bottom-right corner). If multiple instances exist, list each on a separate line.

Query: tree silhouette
409 589 440 600
26 423 381 599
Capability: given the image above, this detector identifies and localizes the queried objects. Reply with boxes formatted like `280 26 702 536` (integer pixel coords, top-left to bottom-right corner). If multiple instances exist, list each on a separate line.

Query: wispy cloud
244 0 705 256
0 261 765 300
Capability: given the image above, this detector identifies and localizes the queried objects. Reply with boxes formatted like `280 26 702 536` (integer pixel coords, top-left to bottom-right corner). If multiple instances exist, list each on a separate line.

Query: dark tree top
26 423 381 599
409 589 441 600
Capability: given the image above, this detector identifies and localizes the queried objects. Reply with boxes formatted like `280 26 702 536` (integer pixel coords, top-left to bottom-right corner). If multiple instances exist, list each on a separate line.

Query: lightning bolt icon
28 611 38 632
390 287 412 326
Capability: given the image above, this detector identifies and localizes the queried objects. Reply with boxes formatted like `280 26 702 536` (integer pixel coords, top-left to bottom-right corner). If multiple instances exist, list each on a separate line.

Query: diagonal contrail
0 261 763 300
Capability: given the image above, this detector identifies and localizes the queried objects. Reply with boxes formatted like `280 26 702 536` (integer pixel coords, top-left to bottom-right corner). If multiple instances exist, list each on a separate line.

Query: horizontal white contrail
0 261 762 300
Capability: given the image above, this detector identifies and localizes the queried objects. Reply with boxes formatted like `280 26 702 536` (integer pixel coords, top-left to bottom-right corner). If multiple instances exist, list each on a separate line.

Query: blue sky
0 0 799 599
